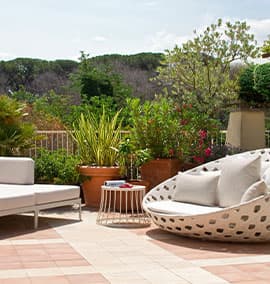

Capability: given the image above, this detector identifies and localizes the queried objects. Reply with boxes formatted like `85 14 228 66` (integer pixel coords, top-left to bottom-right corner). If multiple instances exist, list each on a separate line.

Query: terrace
1 207 270 284
0 17 270 284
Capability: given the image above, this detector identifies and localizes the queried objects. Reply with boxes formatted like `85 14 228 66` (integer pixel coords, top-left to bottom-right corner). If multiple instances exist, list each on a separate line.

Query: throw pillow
262 167 270 186
173 172 220 206
240 180 267 203
217 155 261 207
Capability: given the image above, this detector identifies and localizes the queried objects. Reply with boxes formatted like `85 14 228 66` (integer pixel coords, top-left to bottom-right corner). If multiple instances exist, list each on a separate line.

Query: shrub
127 97 219 163
254 63 270 100
34 149 80 184
238 63 270 104
0 95 35 155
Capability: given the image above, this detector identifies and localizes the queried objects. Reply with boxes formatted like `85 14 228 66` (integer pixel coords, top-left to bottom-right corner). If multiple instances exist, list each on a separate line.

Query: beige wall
226 111 265 150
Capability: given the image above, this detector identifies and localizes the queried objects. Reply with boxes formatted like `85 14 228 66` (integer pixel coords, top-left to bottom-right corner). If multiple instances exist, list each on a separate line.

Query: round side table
96 185 150 227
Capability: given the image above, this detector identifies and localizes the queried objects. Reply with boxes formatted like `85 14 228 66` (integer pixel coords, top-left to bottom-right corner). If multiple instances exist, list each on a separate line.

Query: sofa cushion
262 167 270 186
173 172 220 206
240 180 267 203
261 161 270 176
0 187 35 211
147 200 222 215
217 155 261 207
32 184 80 205
0 157 34 185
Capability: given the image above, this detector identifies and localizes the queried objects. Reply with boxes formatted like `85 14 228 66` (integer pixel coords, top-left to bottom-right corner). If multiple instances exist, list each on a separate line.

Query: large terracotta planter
140 159 181 190
78 166 120 208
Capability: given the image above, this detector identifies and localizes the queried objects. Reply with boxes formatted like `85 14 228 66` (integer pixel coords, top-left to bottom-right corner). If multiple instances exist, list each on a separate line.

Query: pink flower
204 147 212 157
193 156 205 164
199 130 207 140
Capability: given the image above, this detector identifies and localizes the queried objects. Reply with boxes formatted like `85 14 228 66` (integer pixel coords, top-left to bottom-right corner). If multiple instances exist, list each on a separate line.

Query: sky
0 0 270 61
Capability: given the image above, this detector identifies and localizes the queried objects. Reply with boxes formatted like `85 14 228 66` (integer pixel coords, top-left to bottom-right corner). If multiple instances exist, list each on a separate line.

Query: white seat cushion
32 184 80 205
0 186 35 211
147 200 222 215
173 172 220 206
217 155 261 207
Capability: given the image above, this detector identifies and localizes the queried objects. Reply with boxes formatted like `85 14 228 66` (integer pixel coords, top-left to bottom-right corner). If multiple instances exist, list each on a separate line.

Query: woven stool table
97 185 150 227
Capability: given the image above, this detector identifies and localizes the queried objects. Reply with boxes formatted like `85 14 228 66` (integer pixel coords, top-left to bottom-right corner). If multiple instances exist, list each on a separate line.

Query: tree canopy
156 19 259 117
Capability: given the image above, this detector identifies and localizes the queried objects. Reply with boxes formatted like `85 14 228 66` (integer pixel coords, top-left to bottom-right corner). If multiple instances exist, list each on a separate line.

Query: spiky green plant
0 95 35 156
72 109 122 166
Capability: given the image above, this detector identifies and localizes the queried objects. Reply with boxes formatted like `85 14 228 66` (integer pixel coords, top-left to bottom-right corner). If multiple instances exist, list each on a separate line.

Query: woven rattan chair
142 149 270 242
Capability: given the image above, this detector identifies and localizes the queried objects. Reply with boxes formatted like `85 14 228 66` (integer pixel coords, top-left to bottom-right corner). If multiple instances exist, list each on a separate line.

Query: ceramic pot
140 159 181 189
78 166 120 208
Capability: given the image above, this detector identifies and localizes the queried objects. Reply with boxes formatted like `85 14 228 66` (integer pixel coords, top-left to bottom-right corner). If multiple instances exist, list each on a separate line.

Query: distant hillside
0 52 163 101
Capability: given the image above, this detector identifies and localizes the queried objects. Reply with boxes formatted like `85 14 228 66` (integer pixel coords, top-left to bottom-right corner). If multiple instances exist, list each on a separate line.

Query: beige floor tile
0 270 28 279
138 267 190 284
59 266 96 275
26 267 62 277
171 267 229 284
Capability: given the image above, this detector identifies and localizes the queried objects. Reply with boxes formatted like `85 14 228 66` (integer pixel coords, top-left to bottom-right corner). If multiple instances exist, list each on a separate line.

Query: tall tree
157 19 259 116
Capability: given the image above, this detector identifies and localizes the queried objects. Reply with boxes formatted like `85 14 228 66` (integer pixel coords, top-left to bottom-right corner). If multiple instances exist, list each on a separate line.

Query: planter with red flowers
127 97 219 189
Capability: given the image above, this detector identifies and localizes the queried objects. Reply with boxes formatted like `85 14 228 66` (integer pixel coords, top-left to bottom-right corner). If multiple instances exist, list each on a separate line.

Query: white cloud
147 30 191 52
247 18 270 44
144 1 158 7
146 17 270 55
0 52 14 60
92 36 107 42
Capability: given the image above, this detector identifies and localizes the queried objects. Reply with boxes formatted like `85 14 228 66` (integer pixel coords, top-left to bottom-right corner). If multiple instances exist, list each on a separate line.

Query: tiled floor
1 209 270 283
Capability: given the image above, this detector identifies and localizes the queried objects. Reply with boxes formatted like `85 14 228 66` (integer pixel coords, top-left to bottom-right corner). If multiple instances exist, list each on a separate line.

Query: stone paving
0 207 270 283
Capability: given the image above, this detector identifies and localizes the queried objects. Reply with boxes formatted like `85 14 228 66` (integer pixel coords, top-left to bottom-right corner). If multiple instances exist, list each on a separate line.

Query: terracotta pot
140 159 181 190
78 166 120 208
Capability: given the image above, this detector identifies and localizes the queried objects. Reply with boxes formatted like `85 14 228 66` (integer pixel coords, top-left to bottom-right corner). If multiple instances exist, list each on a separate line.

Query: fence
28 130 130 157
28 129 270 158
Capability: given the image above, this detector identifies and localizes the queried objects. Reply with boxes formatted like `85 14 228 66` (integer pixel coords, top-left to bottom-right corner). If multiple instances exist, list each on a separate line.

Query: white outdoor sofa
0 157 81 229
143 149 270 242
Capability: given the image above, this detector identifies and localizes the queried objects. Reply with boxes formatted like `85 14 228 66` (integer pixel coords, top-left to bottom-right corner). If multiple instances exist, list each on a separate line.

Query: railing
29 130 76 157
28 129 270 158
28 130 130 157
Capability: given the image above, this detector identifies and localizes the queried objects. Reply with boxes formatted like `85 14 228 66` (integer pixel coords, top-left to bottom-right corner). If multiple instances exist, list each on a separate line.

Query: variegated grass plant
71 109 122 167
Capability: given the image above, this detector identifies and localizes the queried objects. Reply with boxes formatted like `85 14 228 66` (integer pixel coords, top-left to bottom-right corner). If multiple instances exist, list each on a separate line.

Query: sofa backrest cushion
0 157 34 185
262 167 270 186
240 180 267 203
217 155 261 207
173 172 220 206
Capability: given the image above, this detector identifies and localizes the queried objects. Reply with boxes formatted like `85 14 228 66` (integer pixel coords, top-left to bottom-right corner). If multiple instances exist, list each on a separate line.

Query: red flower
180 119 188 125
175 106 181 113
204 147 212 157
199 130 207 139
168 148 174 157
193 156 205 163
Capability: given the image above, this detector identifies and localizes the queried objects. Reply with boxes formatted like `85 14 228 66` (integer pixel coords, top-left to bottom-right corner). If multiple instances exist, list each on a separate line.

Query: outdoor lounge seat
0 157 81 229
143 149 270 242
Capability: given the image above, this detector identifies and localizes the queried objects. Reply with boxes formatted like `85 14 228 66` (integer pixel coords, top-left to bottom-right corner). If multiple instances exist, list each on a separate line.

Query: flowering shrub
127 97 219 164
177 103 219 163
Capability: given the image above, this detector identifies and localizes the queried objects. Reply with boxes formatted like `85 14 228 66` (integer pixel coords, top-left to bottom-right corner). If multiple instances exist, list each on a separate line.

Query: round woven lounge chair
142 149 270 242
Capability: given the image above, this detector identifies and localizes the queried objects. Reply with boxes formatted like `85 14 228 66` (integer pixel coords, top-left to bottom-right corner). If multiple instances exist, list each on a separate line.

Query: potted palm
71 109 123 207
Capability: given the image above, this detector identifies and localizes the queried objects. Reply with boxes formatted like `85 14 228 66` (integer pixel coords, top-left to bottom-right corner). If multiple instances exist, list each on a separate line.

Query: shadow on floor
0 213 82 240
146 228 270 256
